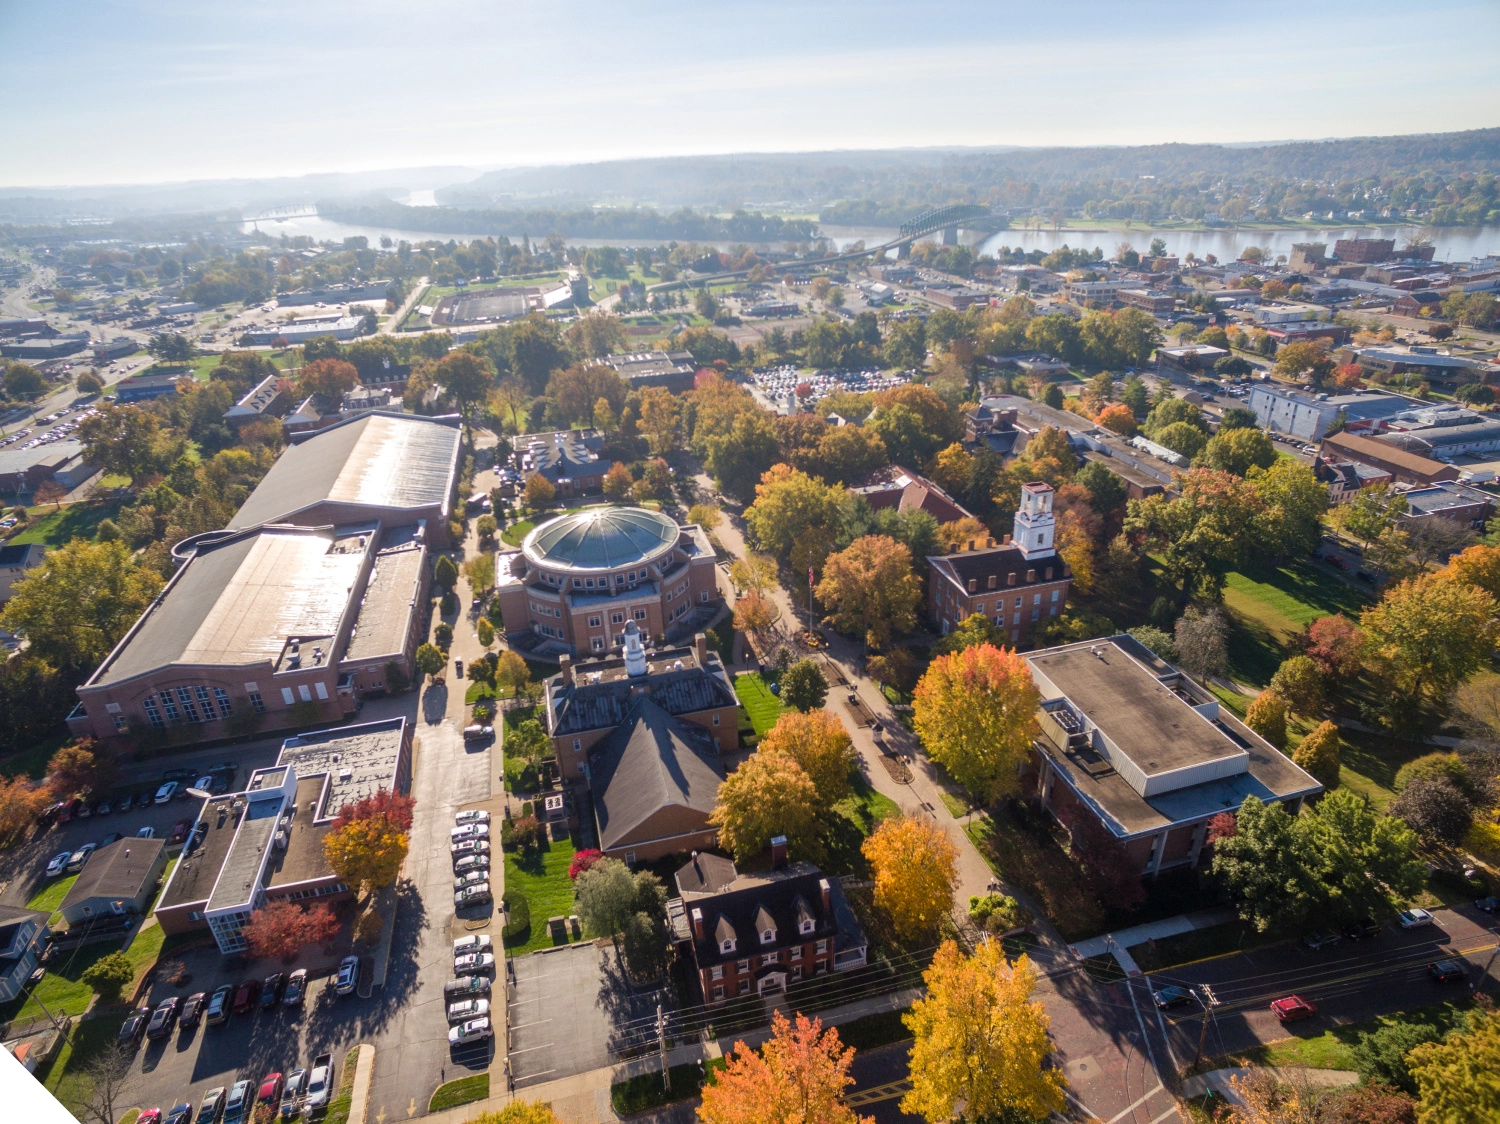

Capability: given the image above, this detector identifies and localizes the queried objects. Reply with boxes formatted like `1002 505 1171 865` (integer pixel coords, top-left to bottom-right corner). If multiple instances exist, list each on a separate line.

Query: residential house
0 543 44 602
58 838 167 926
0 906 50 1003
852 466 973 525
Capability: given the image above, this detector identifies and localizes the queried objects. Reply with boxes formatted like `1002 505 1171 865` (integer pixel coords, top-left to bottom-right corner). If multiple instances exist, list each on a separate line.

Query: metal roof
523 506 679 573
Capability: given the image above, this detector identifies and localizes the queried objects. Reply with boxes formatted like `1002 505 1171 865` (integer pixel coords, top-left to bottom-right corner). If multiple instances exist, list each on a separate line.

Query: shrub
1351 1022 1444 1095
967 893 1033 934
569 848 604 881
1316 1084 1416 1124
384 660 410 694
1391 777 1473 845
81 951 135 1002
441 591 459 615
476 619 495 647
1292 720 1341 789
1126 625 1177 662
510 815 546 851
472 700 495 723
1245 690 1288 750
1394 751 1472 796
434 622 454 650
501 893 531 942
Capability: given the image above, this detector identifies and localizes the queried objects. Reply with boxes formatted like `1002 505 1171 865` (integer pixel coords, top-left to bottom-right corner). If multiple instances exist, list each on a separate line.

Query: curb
347 1043 376 1124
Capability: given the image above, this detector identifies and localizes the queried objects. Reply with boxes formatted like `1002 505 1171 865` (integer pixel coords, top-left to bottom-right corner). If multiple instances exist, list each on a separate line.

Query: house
546 626 738 781
58 838 167 926
852 466 973 525
1395 482 1494 528
223 373 291 427
677 850 868 1003
0 543 44 602
926 482 1071 647
1392 291 1445 317
114 372 186 403
0 905 50 1003
1312 455 1392 503
1027 635 1322 878
513 430 606 496
1319 431 1461 486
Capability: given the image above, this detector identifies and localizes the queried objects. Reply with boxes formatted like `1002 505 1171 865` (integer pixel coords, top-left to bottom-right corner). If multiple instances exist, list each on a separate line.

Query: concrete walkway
1180 1066 1359 1103
1068 907 1237 960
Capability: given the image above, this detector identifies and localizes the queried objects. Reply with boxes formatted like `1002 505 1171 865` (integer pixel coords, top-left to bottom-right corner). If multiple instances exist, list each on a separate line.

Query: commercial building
1377 404 1500 459
602 351 697 393
1395 481 1493 527
922 286 987 311
1156 344 1227 374
0 335 89 360
1062 279 1135 306
1028 635 1322 877
1288 244 1328 274
852 466 972 525
1247 386 1419 442
276 281 392 307
1344 345 1482 384
0 906 51 1003
1118 289 1178 315
238 317 365 346
1334 238 1395 264
154 718 411 952
1319 431 1460 486
927 482 1070 647
1392 291 1445 317
0 543 45 602
513 430 606 497
114 372 188 403
92 337 139 362
58 838 167 926
0 439 94 495
495 506 720 657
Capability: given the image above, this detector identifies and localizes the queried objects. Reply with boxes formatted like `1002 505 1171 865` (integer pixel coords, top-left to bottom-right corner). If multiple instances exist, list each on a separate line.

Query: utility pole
21 979 64 1034
1192 985 1219 1067
656 1005 670 1094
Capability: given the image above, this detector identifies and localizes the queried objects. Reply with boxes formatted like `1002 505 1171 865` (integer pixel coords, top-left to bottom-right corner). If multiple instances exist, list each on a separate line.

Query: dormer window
760 928 776 945
720 937 736 954
799 918 815 936
754 904 777 945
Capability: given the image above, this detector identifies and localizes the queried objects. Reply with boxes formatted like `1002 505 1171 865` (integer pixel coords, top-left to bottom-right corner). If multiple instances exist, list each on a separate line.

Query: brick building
926 482 1071 646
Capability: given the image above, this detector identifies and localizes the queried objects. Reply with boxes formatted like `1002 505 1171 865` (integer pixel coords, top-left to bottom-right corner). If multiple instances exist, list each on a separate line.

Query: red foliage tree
1206 812 1237 843
332 789 416 833
568 849 604 881
242 901 341 963
1300 614 1364 678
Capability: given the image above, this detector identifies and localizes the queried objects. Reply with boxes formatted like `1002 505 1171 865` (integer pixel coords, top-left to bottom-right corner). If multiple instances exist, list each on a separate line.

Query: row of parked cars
448 935 495 1047
131 1055 335 1124
39 764 236 830
451 810 493 909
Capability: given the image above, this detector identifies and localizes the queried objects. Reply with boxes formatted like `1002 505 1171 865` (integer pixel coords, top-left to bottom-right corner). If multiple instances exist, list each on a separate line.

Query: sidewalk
1181 1066 1358 1103
1068 908 1237 961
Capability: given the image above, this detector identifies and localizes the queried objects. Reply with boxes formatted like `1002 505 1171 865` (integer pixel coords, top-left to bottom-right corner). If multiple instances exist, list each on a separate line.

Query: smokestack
691 907 704 941
559 654 574 687
819 877 831 914
770 835 788 870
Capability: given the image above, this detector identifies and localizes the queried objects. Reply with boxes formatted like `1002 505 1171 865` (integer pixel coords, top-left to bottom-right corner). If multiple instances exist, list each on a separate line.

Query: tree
688 503 721 531
935 516 989 553
468 1103 562 1124
1302 614 1364 678
600 461 632 500
77 402 177 485
331 788 416 833
2 362 46 400
1126 469 1262 600
622 909 668 980
435 351 496 422
75 1043 135 1124
780 658 829 713
867 647 919 693
46 740 116 799
323 816 409 898
547 362 627 426
1155 420 1208 460
1245 691 1288 749
476 514 497 543
299 357 359 404
1126 625 1176 662
638 387 680 455
495 650 531 692
816 535 921 649
75 369 105 395
812 425 888 487
1173 605 1229 679
462 554 496 595
1270 655 1324 716
1360 573 1500 699
242 900 341 963
433 555 459 589
1292 720 1341 789
1274 340 1335 385
698 1011 873 1124
934 612 1006 656
575 857 643 945
149 331 199 362
0 774 49 845
913 644 1040 804
709 749 821 862
863 816 958 940
707 410 781 501
1442 543 1500 599
1 539 162 670
759 709 855 811
476 618 495 647
1315 1084 1417 1124
733 590 776 640
524 473 557 508
1196 427 1277 477
729 553 777 597
414 643 445 682
1395 752 1474 796
1455 381 1495 406
901 941 1067 1124
1095 402 1137 436
1407 1007 1500 1123
1341 483 1408 545
1210 796 1324 933
1390 777 1473 845
81 950 135 1001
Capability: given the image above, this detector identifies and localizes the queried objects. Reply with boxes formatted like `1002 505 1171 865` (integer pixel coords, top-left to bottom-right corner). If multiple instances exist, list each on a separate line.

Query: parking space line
507 995 552 1005
514 1070 556 1084
1149 1109 1179 1124
507 1043 556 1055
509 1019 552 1030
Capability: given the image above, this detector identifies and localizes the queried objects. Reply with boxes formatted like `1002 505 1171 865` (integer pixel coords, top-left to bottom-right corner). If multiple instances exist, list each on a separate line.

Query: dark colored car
1342 918 1383 941
146 995 181 1040
118 1006 151 1048
1429 959 1467 983
205 984 233 1026
162 768 197 783
231 978 261 1014
180 991 207 1029
1151 985 1193 1008
170 819 191 844
166 1104 194 1124
283 968 308 1007
1302 931 1341 951
1476 896 1499 913
260 972 284 1009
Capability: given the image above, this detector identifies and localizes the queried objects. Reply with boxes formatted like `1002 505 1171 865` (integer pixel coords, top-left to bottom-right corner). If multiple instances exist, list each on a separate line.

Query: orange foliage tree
698 1011 872 1124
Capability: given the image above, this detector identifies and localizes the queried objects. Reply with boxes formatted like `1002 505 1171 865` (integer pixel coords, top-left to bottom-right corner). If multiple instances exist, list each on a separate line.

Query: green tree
3 362 46 400
1292 720 1341 788
1407 1007 1500 1120
1154 421 1208 460
1072 460 1128 515
780 659 829 712
1308 787 1424 923
1210 796 1324 933
435 351 496 424
882 318 927 370
1340 483 1407 545
81 951 135 1002
1040 383 1064 409
934 612 1005 656
414 643 445 682
705 409 780 501
1119 374 1149 416
77 402 179 485
1195 427 1276 476
1361 573 1500 700
433 555 459 589
1253 458 1330 558
1270 655 1324 716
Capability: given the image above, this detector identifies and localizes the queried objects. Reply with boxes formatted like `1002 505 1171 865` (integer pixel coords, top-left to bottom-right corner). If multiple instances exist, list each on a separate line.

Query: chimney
966 538 975 551
770 835 788 869
694 632 708 664
1045 566 1053 580
966 578 976 593
559 654 573 687
1003 533 1011 544
819 877 831 914
691 907 704 941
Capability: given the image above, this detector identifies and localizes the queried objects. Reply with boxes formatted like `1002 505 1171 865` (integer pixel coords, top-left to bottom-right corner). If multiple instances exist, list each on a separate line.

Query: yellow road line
847 1079 913 1106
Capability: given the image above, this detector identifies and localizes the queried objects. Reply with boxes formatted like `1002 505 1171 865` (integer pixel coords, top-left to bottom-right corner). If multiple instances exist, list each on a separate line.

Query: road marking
1106 1083 1164 1124
507 1043 555 1055
845 1079 912 1106
1149 1109 1179 1124
507 995 552 1005
514 1069 557 1085
408 1099 416 1116
509 1018 553 1030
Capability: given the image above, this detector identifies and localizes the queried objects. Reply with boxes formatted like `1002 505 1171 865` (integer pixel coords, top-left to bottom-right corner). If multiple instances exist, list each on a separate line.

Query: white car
452 934 492 956
450 823 490 841
453 952 495 974
1397 908 1434 929
450 839 491 859
45 851 71 877
446 999 490 1024
454 810 490 826
154 781 179 804
448 1017 492 1045
454 869 488 890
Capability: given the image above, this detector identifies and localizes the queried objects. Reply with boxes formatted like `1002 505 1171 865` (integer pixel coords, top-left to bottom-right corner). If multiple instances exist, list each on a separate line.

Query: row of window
530 601 563 618
710 961 827 999
274 882 349 903
967 590 1059 616
142 685 233 729
588 608 651 629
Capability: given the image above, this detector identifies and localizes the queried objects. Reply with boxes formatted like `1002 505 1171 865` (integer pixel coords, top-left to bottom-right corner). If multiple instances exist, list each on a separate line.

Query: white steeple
1012 481 1056 560
623 619 648 677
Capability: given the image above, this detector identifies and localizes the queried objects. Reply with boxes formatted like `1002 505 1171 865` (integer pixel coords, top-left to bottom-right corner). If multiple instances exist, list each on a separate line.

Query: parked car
45 851 71 877
117 1006 151 1047
455 883 492 908
450 823 489 841
1428 959 1467 983
155 782 180 804
454 659 464 678
260 972 285 1008
1356 570 1374 583
137 1110 163 1124
451 839 491 858
146 995 181 1039
283 968 308 1007
257 1073 285 1116
454 855 489 876
197 1087 225 1124
335 955 360 995
166 1105 193 1124
304 1054 333 1111
170 819 192 844
1475 896 1499 913
462 724 495 740
444 976 491 997
193 776 214 794
453 934 492 956
454 809 491 826
1151 985 1193 1008
280 1069 308 1120
66 843 97 873
222 1080 253 1124
205 984 233 1026
455 870 488 890
454 952 495 974
1270 995 1317 1022
94 797 113 816
231 978 261 1014
446 998 490 1023
162 768 196 783
180 991 207 1029
448 1017 493 1045
1341 918 1383 941
1302 931 1341 951
101 832 124 846
1397 908 1435 929
137 826 157 839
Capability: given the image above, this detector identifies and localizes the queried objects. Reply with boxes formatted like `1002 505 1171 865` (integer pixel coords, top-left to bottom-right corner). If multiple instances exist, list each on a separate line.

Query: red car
257 1072 285 1115
170 819 191 844
231 978 260 1014
1271 995 1317 1022
136 1111 163 1124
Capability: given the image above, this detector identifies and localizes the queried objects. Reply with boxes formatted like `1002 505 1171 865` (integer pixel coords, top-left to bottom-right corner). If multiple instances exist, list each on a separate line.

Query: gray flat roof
157 795 241 911
277 718 407 819
345 529 425 663
207 791 284 914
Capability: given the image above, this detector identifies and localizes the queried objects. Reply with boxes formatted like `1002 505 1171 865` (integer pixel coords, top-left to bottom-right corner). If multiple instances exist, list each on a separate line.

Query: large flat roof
277 718 408 818
344 528 425 663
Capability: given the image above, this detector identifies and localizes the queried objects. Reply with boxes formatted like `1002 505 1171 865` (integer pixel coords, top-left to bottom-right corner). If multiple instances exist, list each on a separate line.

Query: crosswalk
845 1078 913 1107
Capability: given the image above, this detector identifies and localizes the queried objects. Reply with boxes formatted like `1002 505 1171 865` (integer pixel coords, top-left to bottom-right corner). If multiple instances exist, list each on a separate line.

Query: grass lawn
1336 728 1439 812
500 519 535 546
503 836 579 954
429 1073 489 1112
966 807 1106 941
11 495 126 547
611 1058 726 1115
29 874 78 914
1220 558 1373 688
464 681 515 705
320 1045 363 1124
37 1012 128 1119
734 672 784 736
1232 998 1472 1072
824 772 901 877
0 936 127 1025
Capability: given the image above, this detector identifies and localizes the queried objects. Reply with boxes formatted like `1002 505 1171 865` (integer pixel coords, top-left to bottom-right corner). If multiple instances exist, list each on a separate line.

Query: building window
1050 605 1058 616
710 965 724 980
739 981 751 995
712 713 720 726
1051 590 1060 602
592 637 605 651
737 959 749 973
712 985 726 1000
112 714 129 733
701 591 709 602
816 939 828 953
159 691 181 724
1014 597 1021 608
248 691 265 714
790 946 803 960
633 609 647 621
624 850 636 865
281 687 295 705
763 951 779 965
298 684 313 703
143 697 164 728
176 687 201 722
1031 609 1040 622
1033 593 1041 605
212 687 232 718
573 578 582 589
974 602 984 615
792 965 803 981
573 738 582 752
588 615 602 628
586 578 595 589
611 612 624 625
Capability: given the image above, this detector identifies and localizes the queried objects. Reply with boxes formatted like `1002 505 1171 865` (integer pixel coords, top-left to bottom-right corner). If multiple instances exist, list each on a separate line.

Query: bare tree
1174 605 1230 680
74 1046 134 1124
1405 517 1477 570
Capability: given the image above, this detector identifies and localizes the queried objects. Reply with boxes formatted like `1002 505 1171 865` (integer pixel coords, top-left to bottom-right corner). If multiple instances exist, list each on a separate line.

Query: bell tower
1012 481 1056 560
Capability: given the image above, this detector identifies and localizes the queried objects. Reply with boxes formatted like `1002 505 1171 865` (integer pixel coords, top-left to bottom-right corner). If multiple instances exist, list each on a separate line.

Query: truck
303 1054 334 1112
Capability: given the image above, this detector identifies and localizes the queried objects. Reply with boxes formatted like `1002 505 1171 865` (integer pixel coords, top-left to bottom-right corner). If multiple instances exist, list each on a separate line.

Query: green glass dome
522 506 679 572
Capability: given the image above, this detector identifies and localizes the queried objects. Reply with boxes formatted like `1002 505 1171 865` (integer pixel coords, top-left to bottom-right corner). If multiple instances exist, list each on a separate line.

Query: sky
1 0 1498 188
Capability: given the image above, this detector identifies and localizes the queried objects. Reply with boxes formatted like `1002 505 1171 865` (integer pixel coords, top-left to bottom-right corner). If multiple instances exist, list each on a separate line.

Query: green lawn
500 519 535 546
320 1046 363 1124
1220 557 1374 688
825 772 901 877
734 672 785 736
429 1073 489 1112
0 935 128 1024
28 874 78 914
503 836 579 954
11 495 126 547
1235 998 1472 1072
37 1012 128 1119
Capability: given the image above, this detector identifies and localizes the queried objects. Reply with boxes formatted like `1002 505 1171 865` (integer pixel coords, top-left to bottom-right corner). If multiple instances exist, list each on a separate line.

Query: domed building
495 505 721 656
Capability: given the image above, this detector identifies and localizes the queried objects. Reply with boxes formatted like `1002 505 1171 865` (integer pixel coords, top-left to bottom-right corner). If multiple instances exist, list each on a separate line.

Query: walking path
1180 1067 1358 1103
1069 908 1237 961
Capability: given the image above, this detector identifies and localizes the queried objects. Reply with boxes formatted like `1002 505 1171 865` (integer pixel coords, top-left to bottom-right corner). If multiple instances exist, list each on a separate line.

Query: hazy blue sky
2 0 1497 186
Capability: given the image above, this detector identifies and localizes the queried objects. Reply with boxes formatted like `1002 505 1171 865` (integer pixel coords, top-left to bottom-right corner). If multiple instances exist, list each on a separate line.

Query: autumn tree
863 817 958 940
1441 542 1500 599
1126 468 1263 600
242 900 340 963
935 516 990 553
462 554 496 596
46 740 116 800
688 503 721 531
709 749 821 862
524 473 557 508
816 535 921 649
866 647 919 693
706 410 781 501
759 709 855 811
1292 720 1342 789
1274 340 1336 385
323 815 409 899
1270 655 1324 717
638 388 680 455
729 553 778 595
1245 691 1288 749
0 775 49 845
1360 573 1500 700
546 362 627 426
331 788 416 833
780 658 829 713
901 941 1067 1124
698 1011 873 1124
913 644 1040 804
77 402 180 485
2 539 163 670
733 590 776 641
934 612 1005 656
1407 1003 1500 1122
1301 615 1364 678
435 351 496 423
601 461 632 500
299 357 360 404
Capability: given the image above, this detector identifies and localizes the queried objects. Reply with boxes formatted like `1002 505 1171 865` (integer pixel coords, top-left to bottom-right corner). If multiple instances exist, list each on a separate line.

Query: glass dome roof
522 506 679 572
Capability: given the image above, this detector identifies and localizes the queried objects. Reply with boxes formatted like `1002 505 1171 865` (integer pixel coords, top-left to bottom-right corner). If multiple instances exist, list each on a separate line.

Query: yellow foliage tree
901 941 1067 1124
1406 1006 1500 1124
1292 720 1341 789
323 818 409 898
469 1103 562 1124
1441 542 1500 600
815 535 921 649
1244 690 1288 750
709 750 821 862
912 644 1040 803
639 387 680 455
1054 510 1095 594
697 1011 872 1124
863 816 958 939
758 709 855 811
936 517 989 553
926 443 973 496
